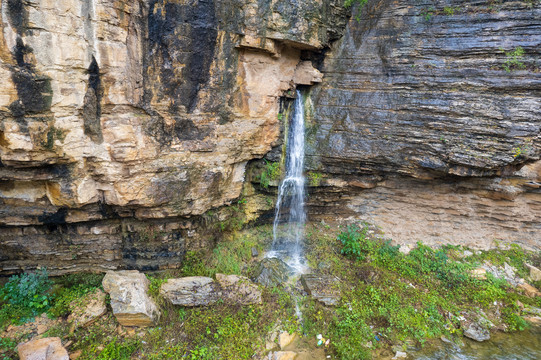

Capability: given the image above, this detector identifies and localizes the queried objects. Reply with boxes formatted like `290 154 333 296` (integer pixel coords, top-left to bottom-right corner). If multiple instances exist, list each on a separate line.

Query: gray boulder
216 273 262 305
253 258 292 287
160 276 219 306
301 274 341 306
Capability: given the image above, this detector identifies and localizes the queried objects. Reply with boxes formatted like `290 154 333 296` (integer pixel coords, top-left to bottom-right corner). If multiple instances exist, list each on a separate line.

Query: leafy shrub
96 338 141 360
1 268 53 316
338 224 371 260
502 46 526 72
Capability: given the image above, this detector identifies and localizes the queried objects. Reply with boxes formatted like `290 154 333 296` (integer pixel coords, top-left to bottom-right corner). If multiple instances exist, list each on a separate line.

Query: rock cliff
306 0 540 249
0 0 348 274
0 0 539 274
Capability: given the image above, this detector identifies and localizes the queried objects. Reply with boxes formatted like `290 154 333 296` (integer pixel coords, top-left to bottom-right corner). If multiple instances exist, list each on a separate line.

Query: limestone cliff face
0 0 348 274
0 0 539 274
305 0 541 249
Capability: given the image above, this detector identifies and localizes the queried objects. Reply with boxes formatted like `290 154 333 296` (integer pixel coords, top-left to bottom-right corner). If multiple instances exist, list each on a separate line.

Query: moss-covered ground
1 222 540 359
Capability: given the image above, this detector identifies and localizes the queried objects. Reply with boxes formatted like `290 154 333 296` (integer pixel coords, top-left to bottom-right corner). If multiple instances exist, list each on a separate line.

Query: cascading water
267 89 307 274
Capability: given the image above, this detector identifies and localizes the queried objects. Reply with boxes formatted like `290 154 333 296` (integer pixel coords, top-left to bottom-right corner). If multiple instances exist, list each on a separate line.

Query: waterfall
268 90 307 274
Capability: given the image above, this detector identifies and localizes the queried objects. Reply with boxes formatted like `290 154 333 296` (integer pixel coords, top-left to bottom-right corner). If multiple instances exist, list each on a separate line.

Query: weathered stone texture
102 270 160 326
306 0 541 248
0 0 349 274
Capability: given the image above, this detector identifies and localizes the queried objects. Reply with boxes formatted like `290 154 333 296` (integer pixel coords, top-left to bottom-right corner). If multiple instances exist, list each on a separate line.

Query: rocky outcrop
253 258 292 287
304 0 541 249
215 273 262 305
0 0 349 274
102 270 160 326
1 0 540 274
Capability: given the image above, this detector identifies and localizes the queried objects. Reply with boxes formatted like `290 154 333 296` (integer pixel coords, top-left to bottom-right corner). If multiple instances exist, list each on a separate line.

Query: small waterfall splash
267 90 307 274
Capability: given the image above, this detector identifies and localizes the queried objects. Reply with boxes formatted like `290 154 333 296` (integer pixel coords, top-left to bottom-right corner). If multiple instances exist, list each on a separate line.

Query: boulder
67 289 107 329
102 270 160 326
301 274 341 306
525 264 541 282
277 331 297 349
518 283 541 298
216 274 262 305
253 258 292 287
160 276 218 306
462 321 490 342
17 337 69 360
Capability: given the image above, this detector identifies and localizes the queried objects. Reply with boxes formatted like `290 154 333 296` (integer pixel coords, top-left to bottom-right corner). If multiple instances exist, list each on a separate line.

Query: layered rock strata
304 0 541 249
0 0 348 274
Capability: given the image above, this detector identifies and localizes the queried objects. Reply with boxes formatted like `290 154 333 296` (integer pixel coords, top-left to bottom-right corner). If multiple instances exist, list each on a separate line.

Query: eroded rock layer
0 0 349 274
0 0 540 274
306 0 540 249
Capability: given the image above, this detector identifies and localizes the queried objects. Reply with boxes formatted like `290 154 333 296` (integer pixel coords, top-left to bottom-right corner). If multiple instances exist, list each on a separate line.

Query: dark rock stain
38 207 68 232
7 0 26 34
82 56 103 143
147 0 218 113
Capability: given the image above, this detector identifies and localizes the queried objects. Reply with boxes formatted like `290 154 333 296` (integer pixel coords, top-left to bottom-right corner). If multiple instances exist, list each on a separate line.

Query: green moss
259 159 281 189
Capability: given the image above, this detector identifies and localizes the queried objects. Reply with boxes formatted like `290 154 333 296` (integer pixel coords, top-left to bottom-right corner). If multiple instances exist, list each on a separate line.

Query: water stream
267 89 307 274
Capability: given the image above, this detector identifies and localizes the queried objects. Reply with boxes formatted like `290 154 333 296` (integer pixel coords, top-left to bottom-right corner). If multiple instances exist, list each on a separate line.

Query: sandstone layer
0 0 348 274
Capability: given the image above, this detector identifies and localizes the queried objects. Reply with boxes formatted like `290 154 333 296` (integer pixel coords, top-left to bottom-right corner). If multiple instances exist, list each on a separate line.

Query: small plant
1 268 53 317
338 224 371 260
307 172 323 186
443 6 456 15
420 7 435 21
259 159 280 189
512 144 530 158
96 337 141 360
502 46 526 72
344 0 369 21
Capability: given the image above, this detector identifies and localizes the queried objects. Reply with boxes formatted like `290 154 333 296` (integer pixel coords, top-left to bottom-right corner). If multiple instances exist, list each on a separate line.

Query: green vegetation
259 159 281 189
303 222 540 359
307 172 323 186
443 6 457 15
0 268 53 325
1 224 539 360
502 46 526 72
95 337 141 360
420 7 435 21
43 126 66 150
345 0 369 21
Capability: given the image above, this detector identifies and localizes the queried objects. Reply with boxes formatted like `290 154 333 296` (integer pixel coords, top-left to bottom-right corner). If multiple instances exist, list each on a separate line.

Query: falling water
267 90 307 274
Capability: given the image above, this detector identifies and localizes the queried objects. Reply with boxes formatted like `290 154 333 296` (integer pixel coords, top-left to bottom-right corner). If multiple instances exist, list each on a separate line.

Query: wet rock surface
253 258 292 287
300 273 341 306
102 270 160 326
